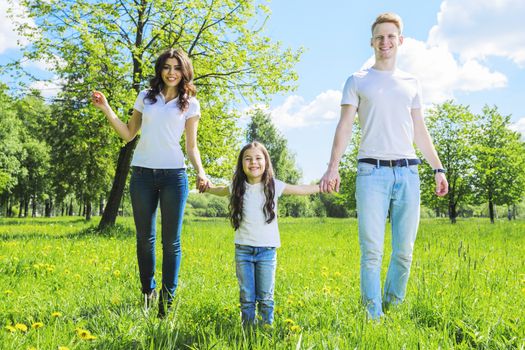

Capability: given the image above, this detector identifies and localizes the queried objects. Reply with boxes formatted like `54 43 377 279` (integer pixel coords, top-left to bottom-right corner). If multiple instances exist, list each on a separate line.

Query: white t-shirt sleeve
133 90 148 113
184 97 201 120
411 80 422 109
274 179 286 197
341 75 359 107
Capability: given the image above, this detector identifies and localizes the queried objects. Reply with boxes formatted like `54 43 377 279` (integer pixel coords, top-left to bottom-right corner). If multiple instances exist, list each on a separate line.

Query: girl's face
161 57 182 91
242 147 266 184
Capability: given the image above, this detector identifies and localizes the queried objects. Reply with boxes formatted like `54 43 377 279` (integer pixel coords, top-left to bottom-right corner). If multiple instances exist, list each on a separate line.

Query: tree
0 85 23 216
12 91 52 217
421 101 477 223
246 109 301 183
472 105 525 223
12 0 302 228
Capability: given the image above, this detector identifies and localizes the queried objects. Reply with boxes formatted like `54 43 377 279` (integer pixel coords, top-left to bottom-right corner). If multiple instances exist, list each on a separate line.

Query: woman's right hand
91 91 109 111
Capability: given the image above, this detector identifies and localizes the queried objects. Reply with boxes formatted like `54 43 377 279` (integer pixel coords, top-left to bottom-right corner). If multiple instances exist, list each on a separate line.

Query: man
320 13 448 319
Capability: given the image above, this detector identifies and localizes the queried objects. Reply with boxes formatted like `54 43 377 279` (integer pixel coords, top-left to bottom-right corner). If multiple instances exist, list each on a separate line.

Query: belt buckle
389 160 394 167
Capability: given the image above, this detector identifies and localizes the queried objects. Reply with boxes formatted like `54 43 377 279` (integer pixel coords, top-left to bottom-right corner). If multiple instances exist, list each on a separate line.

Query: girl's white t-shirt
233 179 286 248
131 90 200 169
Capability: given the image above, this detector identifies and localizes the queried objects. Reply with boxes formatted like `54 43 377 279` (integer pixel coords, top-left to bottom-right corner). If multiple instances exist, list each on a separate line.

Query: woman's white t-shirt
131 90 200 169
233 179 286 248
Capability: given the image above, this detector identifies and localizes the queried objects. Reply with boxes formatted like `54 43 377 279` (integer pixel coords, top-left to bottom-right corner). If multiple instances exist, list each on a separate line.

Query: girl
92 48 210 318
206 141 321 326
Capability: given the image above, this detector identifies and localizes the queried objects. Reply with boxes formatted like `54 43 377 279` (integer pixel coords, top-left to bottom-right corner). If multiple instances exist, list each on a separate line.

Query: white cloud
428 0 525 67
397 38 507 104
29 79 62 100
21 55 66 72
510 117 525 139
269 90 341 129
0 0 35 53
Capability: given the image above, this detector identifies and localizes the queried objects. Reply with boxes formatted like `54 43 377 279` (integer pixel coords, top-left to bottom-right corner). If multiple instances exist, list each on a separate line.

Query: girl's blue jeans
235 244 277 325
355 162 421 319
130 166 188 303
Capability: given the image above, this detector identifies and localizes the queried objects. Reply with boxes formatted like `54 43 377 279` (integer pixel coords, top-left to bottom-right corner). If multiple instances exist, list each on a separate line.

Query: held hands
320 168 340 193
91 91 109 111
435 172 448 197
197 172 211 193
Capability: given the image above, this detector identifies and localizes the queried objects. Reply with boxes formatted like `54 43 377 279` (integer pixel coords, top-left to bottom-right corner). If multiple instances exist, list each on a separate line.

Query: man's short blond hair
371 13 403 35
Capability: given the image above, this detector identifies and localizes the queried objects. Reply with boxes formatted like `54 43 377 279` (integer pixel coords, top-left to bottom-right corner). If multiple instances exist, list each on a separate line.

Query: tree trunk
31 196 37 217
99 196 105 215
45 198 52 217
488 200 495 224
19 199 24 218
449 203 457 224
24 196 29 217
68 199 74 216
86 201 92 221
98 138 137 229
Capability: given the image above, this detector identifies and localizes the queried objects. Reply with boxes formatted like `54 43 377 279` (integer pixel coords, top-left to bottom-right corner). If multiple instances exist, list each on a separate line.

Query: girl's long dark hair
229 142 276 230
145 48 196 111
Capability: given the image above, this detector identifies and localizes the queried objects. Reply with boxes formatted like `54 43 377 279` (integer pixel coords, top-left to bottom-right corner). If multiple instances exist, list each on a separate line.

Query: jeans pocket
357 163 375 176
408 165 419 175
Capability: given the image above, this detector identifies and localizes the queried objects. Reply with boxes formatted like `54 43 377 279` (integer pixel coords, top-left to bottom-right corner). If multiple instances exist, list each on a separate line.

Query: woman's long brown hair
229 142 276 230
145 48 196 111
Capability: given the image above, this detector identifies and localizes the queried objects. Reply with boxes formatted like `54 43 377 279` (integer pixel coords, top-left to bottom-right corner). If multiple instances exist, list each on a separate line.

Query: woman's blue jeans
130 167 188 303
355 162 421 319
235 245 277 325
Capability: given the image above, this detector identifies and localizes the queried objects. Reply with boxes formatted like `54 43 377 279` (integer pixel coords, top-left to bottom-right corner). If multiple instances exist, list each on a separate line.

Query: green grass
0 216 524 349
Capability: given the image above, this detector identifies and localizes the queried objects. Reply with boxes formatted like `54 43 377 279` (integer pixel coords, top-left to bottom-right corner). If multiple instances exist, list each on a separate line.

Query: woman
92 48 210 318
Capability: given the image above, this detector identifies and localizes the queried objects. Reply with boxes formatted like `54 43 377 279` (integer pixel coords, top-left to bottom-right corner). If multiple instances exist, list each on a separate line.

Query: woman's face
161 57 182 90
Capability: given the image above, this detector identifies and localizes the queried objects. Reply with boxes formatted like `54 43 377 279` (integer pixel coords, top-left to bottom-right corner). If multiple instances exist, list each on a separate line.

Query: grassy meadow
0 216 524 349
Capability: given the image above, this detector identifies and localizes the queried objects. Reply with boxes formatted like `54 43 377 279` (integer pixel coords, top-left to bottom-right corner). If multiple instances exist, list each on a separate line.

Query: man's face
371 22 403 61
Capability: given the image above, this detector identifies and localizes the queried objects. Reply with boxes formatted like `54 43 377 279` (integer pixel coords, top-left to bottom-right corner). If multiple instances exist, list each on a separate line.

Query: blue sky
1 0 524 182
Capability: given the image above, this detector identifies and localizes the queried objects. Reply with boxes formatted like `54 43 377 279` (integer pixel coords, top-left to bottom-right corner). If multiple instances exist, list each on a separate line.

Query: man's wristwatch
433 168 446 174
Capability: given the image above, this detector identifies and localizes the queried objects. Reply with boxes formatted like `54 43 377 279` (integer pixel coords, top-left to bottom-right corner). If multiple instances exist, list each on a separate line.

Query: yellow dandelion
51 311 62 318
15 323 28 332
64 269 70 275
4 290 13 295
113 270 121 277
334 271 342 277
5 325 16 333
31 322 44 329
290 325 301 332
76 328 97 340
27 347 37 350
284 318 295 325
322 286 331 294
74 273 81 279
321 271 329 278
58 347 70 350
103 267 110 272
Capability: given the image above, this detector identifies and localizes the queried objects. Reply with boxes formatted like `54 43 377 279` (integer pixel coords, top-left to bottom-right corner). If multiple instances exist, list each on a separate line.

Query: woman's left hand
196 173 211 193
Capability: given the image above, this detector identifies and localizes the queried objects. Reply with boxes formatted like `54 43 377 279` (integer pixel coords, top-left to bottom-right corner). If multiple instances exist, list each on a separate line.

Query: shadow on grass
0 217 87 226
0 223 134 241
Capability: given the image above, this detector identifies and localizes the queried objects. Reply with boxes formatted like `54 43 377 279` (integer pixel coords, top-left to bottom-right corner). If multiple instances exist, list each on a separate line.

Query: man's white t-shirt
341 68 422 160
131 90 200 169
233 179 286 248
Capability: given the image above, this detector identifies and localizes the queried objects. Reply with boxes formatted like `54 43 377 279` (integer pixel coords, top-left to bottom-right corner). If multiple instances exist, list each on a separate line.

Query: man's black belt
358 158 421 167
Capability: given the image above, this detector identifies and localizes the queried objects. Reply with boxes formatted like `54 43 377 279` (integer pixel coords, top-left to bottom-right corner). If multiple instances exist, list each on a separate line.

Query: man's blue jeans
235 245 277 325
130 167 188 303
355 162 420 319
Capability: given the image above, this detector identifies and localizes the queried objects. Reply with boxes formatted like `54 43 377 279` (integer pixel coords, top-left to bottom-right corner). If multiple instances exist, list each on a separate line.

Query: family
91 13 448 323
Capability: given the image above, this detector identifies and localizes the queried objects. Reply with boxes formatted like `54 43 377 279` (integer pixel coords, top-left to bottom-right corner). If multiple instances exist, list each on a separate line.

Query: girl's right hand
91 91 109 111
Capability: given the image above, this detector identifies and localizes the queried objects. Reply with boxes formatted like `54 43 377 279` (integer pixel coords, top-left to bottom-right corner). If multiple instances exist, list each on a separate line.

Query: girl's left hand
197 173 211 193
